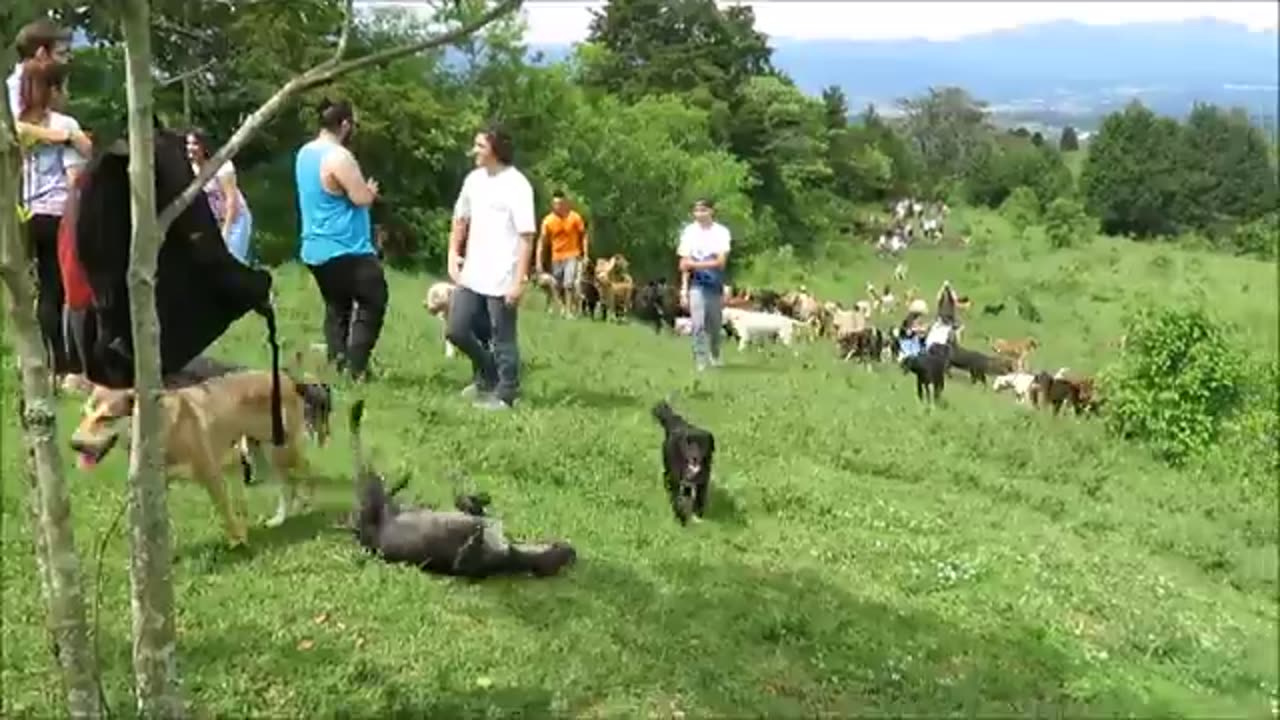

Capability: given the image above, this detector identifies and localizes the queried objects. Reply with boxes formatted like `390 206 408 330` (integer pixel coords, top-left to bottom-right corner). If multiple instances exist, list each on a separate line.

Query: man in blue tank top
295 99 386 381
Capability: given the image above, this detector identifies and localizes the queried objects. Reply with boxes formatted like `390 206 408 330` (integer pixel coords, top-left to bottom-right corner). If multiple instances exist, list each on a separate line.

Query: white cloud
357 1 1279 45
515 1 1279 44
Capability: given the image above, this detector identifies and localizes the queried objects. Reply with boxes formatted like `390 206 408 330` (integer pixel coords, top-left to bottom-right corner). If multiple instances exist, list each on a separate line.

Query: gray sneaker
472 396 511 411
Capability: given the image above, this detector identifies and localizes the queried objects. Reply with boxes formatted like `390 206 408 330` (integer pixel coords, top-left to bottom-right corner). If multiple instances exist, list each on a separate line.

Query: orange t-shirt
541 210 586 262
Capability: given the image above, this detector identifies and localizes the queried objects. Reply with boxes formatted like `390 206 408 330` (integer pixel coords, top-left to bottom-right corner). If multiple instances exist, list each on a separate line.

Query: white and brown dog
992 371 1038 405
423 280 458 359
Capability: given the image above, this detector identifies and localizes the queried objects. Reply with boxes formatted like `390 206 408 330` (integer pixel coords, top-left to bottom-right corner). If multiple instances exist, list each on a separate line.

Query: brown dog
69 371 315 546
992 337 1039 371
595 254 634 321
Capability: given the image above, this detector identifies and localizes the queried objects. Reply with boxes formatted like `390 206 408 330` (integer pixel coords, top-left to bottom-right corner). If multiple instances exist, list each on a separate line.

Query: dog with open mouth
69 369 319 546
651 400 716 525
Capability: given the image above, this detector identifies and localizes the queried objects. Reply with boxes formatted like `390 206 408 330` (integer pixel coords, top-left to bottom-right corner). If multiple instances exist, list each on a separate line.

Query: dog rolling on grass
423 280 458 359
70 369 318 547
348 401 577 578
651 401 716 526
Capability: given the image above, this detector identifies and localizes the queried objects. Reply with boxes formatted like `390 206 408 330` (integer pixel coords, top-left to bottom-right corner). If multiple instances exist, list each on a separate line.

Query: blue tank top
295 138 373 266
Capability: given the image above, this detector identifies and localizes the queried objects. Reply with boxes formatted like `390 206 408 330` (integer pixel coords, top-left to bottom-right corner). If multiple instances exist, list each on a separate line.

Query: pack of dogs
65 350 725 580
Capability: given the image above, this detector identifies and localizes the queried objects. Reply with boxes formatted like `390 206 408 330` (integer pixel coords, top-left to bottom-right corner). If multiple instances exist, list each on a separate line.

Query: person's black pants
26 214 71 374
306 253 388 380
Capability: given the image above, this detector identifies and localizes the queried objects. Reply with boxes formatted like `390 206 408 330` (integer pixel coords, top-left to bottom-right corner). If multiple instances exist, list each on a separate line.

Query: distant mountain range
529 19 1280 133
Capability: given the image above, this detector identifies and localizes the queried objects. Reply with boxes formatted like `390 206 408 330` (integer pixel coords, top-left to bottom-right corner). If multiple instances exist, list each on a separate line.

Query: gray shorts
551 257 580 288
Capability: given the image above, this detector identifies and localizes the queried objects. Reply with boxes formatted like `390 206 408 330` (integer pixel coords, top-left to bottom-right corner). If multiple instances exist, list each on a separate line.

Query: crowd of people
11 16 738 412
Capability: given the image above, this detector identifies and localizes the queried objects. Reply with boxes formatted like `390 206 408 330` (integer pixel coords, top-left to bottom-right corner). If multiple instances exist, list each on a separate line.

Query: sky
360 1 1280 44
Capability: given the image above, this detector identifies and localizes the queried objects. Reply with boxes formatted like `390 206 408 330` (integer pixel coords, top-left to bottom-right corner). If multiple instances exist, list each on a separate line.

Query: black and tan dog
651 400 716 525
348 401 577 578
69 369 320 546
948 347 1014 385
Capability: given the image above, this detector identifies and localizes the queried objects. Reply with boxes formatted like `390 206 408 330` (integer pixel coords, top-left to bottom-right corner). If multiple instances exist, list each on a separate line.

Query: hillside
531 18 1280 130
3 215 1276 717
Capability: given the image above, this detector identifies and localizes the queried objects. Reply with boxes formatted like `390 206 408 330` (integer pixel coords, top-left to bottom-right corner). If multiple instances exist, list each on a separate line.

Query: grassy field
2 219 1277 718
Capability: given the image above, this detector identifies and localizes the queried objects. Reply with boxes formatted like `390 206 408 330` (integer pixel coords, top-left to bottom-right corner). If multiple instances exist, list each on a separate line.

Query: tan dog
69 371 314 546
594 254 634 320
992 337 1039 371
422 280 458 359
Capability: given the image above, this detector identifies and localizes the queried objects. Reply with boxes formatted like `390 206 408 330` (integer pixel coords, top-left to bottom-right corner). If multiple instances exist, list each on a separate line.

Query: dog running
651 400 716 525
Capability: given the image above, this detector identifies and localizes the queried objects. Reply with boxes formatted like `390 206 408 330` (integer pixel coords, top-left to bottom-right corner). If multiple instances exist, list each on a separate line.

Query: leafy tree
541 94 758 275
1175 103 1279 231
966 135 1072 209
896 86 990 192
581 0 772 109
1059 124 1080 151
820 84 849 131
1080 101 1182 237
1030 131 1044 147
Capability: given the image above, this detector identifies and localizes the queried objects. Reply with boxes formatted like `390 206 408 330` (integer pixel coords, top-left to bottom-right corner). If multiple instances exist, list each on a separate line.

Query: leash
91 489 129 719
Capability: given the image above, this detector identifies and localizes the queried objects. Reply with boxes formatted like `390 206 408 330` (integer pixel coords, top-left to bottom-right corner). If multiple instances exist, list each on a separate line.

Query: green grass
3 220 1277 718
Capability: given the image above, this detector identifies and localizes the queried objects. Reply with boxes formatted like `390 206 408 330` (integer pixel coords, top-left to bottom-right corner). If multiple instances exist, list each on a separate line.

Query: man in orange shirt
535 190 589 316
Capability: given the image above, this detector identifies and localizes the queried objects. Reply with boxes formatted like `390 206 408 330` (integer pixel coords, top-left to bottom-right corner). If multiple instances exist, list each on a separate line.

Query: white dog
422 280 457 359
722 307 801 351
992 371 1037 405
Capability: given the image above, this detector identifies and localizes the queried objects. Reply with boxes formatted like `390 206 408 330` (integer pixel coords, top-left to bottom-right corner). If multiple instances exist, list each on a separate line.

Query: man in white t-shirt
8 19 91 157
445 125 536 410
677 198 732 371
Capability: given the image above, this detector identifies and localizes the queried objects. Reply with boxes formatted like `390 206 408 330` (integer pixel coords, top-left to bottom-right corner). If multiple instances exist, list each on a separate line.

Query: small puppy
533 272 559 312
651 401 716 525
423 280 458 359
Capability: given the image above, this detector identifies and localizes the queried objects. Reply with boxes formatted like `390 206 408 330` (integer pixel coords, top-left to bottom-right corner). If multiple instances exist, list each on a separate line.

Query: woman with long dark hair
19 58 90 386
186 128 255 265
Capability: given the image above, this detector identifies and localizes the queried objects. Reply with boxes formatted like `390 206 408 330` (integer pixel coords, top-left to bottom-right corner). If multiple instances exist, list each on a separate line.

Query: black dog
901 345 949 404
633 278 680 333
947 347 1012 384
651 401 716 525
349 401 576 578
981 302 1005 317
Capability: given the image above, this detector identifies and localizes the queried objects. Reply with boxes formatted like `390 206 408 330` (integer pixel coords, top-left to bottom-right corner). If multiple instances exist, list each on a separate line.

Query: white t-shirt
6 63 20 119
925 320 952 348
676 221 731 289
21 111 86 217
453 166 536 297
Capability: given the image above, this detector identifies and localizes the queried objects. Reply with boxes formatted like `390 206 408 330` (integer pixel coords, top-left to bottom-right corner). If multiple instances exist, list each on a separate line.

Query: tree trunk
120 0 184 716
0 59 102 720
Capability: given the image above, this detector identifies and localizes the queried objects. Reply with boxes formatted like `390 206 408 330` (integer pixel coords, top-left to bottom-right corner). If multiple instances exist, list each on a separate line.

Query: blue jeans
689 284 723 367
446 286 520 404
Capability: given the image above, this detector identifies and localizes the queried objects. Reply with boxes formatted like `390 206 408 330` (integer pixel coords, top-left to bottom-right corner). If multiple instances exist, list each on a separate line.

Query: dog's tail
354 472 389 549
349 399 367 481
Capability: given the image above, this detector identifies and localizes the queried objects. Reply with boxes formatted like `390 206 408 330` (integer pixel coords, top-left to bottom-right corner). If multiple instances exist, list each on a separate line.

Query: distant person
187 129 254 265
677 198 731 372
535 190 589 317
295 98 387 381
445 125 536 411
8 20 90 156
20 60 89 388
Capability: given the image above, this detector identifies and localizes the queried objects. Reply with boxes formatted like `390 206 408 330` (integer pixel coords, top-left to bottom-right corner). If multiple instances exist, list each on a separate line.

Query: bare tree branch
157 0 522 232
158 59 218 88
334 0 355 62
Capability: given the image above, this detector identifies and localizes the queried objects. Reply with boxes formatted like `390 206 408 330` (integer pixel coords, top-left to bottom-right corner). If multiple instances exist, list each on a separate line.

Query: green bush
1101 307 1248 465
1228 211 1279 260
999 186 1040 233
1043 196 1096 249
